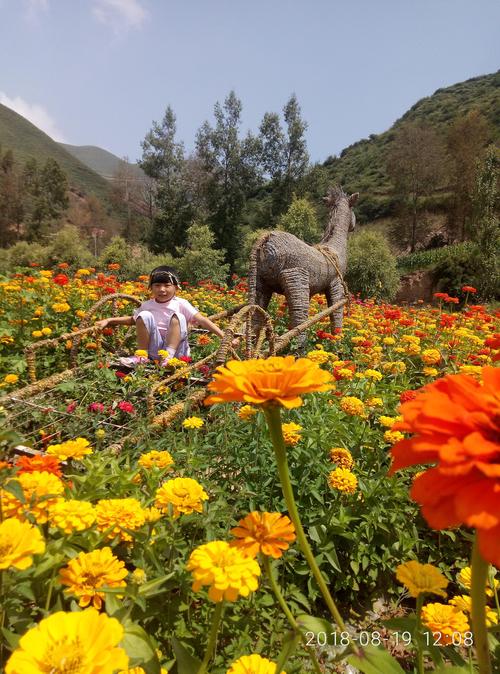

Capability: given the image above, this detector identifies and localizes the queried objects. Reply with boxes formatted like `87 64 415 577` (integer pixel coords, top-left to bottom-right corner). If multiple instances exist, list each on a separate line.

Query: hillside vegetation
60 143 145 180
0 103 111 200
324 71 499 221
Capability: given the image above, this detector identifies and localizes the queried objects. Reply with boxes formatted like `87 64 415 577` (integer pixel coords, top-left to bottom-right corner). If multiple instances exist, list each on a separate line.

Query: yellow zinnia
138 450 174 470
421 602 470 645
0 518 45 570
182 416 204 429
396 561 448 598
238 405 258 421
48 499 96 534
155 477 208 517
329 447 354 470
59 547 128 609
339 396 366 417
187 540 260 602
327 468 358 494
205 356 333 409
5 608 128 674
1 471 64 523
46 437 93 461
281 422 302 446
95 498 147 542
4 374 19 385
226 654 285 673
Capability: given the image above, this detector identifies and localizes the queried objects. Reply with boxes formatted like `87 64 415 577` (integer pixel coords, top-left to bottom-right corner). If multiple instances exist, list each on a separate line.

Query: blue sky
0 0 499 164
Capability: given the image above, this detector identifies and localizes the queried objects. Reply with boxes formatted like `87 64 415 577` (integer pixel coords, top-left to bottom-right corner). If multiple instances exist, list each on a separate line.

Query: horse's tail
247 232 272 305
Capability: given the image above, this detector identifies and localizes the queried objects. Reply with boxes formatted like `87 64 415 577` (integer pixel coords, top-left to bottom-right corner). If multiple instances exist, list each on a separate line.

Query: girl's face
151 282 177 303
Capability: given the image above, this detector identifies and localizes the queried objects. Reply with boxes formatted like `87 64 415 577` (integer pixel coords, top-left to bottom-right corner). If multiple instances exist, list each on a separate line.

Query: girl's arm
192 313 225 339
95 316 135 329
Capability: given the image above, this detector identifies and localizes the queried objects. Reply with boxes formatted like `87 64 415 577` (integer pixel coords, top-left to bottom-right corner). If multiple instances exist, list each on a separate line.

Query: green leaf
1 627 20 650
296 613 335 643
122 621 160 674
432 668 471 674
275 630 301 673
347 645 406 674
171 636 202 674
2 479 25 504
138 572 175 596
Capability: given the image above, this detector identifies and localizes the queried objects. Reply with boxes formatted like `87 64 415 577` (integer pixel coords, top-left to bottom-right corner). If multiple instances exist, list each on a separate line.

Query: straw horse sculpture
248 186 358 349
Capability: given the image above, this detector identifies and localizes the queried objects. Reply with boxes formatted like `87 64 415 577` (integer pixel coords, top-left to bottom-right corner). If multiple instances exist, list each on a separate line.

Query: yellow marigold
458 364 482 377
138 450 174 470
205 356 333 409
59 547 128 609
366 396 383 407
337 367 354 380
226 654 285 674
144 506 162 523
95 498 147 542
76 268 91 276
4 374 19 384
396 561 448 598
0 518 45 570
383 337 395 345
238 404 258 421
46 437 93 461
384 430 405 445
339 396 365 417
457 566 499 597
155 477 208 517
306 349 329 364
449 595 498 627
378 415 398 428
230 512 296 559
404 343 421 356
5 608 128 674
32 330 43 338
51 302 71 313
382 361 406 374
1 471 64 523
421 348 441 365
134 349 148 358
329 447 354 470
48 499 96 534
182 416 204 429
187 540 260 602
327 468 358 494
362 369 383 381
421 602 470 645
423 367 439 377
281 421 302 446
41 327 52 336
39 269 53 277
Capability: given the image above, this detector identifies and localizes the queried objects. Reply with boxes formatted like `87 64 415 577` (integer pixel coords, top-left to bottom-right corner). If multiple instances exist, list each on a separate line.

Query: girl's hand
95 318 110 329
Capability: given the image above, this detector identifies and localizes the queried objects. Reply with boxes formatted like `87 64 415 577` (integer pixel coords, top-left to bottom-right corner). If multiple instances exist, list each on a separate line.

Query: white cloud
92 0 147 32
0 92 66 142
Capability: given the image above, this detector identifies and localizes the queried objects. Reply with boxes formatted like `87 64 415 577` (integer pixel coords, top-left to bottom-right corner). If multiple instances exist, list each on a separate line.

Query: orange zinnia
390 366 500 566
204 356 333 409
230 511 296 558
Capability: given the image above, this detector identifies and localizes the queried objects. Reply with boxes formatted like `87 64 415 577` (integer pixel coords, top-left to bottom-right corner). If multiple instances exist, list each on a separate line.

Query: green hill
324 71 500 222
59 143 145 181
0 103 111 201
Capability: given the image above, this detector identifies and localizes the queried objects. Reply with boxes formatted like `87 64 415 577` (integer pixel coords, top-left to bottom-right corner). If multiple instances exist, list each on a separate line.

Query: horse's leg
326 278 345 332
280 268 310 352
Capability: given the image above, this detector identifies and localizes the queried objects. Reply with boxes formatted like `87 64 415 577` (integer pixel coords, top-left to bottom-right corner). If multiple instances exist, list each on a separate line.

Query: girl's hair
148 266 181 288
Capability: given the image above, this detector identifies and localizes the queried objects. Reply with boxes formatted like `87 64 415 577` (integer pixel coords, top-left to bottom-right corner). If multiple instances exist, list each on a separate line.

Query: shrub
177 222 229 284
346 230 400 300
45 225 94 269
277 195 320 243
7 241 50 269
432 243 486 299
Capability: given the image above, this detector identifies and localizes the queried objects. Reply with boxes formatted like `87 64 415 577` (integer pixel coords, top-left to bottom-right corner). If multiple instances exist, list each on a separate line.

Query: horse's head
322 186 359 237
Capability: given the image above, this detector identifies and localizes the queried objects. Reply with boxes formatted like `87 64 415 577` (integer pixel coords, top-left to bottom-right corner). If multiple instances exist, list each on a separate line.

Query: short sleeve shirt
133 296 199 335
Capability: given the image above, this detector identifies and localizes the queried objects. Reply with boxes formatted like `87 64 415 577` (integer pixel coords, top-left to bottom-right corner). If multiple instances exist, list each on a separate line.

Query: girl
96 266 225 367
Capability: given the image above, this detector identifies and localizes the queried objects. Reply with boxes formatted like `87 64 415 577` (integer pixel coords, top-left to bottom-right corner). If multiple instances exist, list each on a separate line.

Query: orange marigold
390 366 500 566
204 356 333 409
230 512 296 558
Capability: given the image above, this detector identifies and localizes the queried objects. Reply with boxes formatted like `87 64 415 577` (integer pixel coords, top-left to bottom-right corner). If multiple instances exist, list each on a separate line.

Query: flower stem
197 601 223 674
471 535 491 674
263 556 323 674
263 406 350 638
414 594 424 674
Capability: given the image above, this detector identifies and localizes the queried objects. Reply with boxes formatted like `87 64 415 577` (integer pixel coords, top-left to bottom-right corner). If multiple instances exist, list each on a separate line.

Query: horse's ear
348 192 359 207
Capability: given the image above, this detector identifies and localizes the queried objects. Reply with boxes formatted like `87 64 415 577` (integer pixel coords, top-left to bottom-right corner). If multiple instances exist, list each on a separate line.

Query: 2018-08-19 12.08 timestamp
305 630 474 648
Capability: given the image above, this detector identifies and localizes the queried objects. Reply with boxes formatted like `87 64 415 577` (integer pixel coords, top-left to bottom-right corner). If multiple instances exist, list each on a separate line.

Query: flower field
0 266 499 674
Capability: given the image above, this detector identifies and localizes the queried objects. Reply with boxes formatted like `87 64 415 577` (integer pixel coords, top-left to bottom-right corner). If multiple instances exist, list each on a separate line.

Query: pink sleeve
178 298 199 324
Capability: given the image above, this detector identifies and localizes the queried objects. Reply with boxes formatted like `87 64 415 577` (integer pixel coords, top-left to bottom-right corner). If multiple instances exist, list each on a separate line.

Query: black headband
150 271 180 287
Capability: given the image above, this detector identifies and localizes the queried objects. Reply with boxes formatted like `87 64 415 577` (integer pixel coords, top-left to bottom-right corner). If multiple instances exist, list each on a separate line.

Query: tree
277 195 319 243
24 158 68 241
470 146 499 298
140 106 194 252
446 110 491 241
0 149 24 245
177 221 229 284
387 122 444 252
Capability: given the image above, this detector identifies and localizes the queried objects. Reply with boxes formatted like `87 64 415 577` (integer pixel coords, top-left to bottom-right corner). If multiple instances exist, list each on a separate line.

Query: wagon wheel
70 293 142 366
214 304 275 366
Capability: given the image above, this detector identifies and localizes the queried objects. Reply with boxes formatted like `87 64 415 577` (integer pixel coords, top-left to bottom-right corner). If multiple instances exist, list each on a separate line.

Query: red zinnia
53 274 69 286
390 366 500 566
461 286 477 294
16 454 62 477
